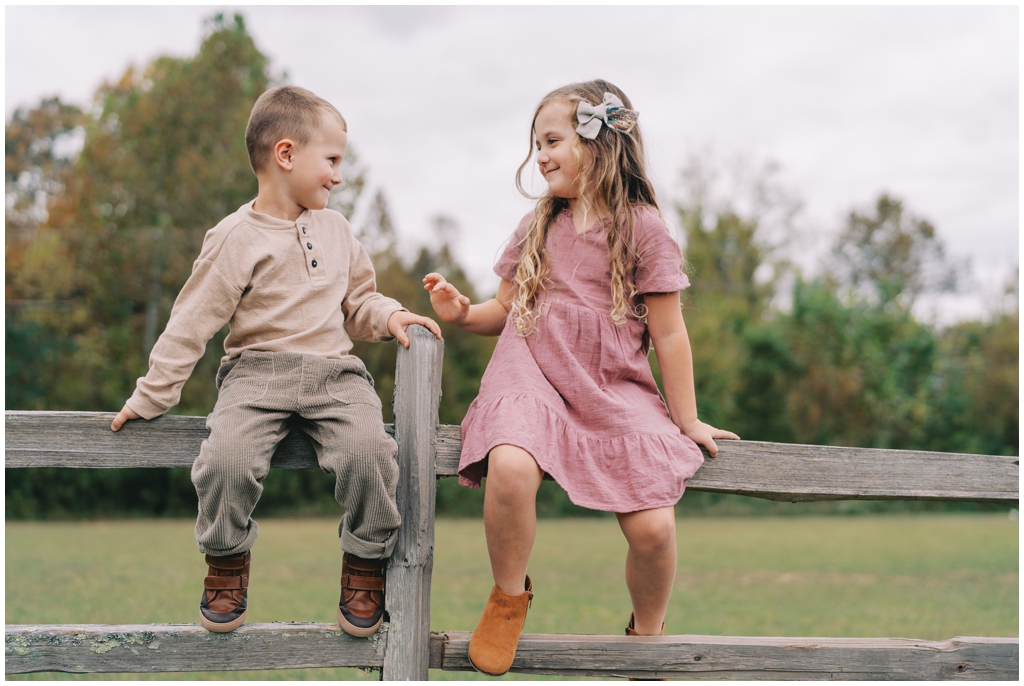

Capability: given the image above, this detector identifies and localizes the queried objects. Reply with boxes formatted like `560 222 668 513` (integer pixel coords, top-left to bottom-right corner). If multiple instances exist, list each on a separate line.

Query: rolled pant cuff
197 523 258 557
341 528 395 560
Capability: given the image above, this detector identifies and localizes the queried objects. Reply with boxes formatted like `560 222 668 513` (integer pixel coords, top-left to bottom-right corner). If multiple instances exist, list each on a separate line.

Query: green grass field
6 514 1018 680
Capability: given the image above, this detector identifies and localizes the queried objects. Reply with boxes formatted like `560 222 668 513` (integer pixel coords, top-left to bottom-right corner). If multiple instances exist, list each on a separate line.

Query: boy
110 86 441 637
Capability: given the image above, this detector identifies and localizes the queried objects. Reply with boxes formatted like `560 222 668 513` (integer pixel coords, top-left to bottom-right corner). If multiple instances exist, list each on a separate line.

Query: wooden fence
5 326 1019 679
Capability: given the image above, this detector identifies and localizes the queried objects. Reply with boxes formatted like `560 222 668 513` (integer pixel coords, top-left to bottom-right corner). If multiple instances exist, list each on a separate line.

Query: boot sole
337 606 382 637
468 655 511 678
200 610 247 633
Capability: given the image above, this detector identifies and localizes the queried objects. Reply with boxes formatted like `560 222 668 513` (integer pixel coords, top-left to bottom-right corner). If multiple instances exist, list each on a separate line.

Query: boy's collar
242 199 313 229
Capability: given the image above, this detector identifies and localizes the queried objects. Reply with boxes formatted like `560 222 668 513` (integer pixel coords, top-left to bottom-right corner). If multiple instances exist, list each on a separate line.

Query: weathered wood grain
681 441 1019 504
430 632 1019 680
434 434 1019 504
382 326 443 681
4 623 384 674
8 626 1016 679
7 414 1016 504
433 424 461 471
3 411 393 470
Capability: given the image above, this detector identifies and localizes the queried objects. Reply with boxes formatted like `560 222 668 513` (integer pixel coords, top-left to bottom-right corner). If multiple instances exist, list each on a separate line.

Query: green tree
733 194 1015 457
5 98 88 410
6 14 272 414
828 193 959 307
742 278 938 448
669 155 798 428
926 308 1018 456
5 97 85 242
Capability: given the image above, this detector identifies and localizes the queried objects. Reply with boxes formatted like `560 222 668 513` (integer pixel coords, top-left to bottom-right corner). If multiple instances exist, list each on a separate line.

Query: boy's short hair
245 86 347 174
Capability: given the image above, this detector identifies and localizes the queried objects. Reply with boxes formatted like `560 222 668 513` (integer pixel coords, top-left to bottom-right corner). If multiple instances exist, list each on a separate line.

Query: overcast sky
5 5 1018 323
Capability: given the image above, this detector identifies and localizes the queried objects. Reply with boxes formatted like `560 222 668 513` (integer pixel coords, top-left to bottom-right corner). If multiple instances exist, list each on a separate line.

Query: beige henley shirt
127 201 404 419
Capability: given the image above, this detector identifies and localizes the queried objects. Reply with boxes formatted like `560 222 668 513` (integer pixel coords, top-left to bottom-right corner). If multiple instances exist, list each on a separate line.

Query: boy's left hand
387 310 442 348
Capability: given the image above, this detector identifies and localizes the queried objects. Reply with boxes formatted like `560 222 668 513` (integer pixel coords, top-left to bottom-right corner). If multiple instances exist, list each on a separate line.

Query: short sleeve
634 207 690 294
494 212 534 282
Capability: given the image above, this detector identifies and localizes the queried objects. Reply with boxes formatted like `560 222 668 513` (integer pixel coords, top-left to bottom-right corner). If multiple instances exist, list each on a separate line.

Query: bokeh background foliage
5 15 1017 520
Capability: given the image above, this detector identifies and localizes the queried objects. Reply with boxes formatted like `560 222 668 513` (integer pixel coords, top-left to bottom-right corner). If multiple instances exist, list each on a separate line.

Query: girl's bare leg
615 506 677 635
483 444 545 595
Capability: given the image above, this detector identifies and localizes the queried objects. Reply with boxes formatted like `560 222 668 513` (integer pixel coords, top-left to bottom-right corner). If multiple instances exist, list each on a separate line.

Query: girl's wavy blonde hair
510 80 659 336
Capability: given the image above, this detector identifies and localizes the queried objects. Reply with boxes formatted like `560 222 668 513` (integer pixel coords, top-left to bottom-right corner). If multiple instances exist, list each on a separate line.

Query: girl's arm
423 273 512 336
645 292 740 457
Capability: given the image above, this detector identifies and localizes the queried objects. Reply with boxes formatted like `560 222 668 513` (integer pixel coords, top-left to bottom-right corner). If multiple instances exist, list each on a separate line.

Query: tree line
6 15 1017 519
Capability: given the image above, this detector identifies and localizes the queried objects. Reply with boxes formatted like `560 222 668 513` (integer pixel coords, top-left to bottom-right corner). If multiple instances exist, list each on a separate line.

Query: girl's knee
486 446 543 500
621 509 676 555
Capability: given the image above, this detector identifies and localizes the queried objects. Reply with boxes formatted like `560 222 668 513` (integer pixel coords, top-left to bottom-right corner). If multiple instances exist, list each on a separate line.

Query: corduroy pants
191 350 400 560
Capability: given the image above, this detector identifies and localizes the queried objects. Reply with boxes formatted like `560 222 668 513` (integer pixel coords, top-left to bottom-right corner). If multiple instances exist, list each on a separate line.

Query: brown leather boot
625 612 665 636
468 575 533 677
199 550 250 632
337 552 387 637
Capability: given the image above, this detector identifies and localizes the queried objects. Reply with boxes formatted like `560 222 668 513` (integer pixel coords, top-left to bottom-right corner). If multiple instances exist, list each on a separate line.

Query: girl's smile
534 100 580 200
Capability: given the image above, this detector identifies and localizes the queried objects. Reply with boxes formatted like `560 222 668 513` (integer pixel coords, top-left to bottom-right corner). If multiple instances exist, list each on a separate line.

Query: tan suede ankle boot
467 575 533 677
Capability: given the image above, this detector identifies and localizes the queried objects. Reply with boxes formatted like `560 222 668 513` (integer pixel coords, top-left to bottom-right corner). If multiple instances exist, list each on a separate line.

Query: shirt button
301 227 306 234
307 242 312 250
311 260 318 268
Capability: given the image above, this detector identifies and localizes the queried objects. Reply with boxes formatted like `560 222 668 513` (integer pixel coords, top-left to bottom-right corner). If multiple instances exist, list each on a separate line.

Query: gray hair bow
576 92 639 139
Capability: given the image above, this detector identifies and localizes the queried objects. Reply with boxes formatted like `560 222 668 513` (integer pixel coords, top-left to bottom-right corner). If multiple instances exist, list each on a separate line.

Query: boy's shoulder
198 205 257 256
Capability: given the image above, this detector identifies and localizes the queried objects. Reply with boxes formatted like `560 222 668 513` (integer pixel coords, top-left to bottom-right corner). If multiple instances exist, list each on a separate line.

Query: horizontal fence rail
6 411 1019 503
6 624 1017 680
4 623 384 674
433 632 1020 681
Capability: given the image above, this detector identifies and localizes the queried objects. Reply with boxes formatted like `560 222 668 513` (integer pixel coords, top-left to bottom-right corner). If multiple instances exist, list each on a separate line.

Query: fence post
382 325 444 680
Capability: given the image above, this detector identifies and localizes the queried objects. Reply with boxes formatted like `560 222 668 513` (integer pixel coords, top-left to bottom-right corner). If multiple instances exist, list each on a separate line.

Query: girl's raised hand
423 272 471 324
679 419 739 458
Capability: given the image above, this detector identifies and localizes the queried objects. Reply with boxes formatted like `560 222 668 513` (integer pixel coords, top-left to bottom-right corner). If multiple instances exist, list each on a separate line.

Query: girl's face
534 100 582 200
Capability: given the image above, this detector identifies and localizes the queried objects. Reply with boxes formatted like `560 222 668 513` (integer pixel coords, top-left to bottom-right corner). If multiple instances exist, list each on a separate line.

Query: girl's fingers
704 437 720 458
715 430 741 440
434 283 462 301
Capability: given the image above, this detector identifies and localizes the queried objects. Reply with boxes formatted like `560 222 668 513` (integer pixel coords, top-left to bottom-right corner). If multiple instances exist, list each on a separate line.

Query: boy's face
285 115 348 211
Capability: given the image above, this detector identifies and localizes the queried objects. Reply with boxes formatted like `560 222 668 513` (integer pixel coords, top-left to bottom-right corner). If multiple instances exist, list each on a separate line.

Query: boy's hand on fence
680 419 739 458
111 404 141 431
387 310 442 348
423 273 470 324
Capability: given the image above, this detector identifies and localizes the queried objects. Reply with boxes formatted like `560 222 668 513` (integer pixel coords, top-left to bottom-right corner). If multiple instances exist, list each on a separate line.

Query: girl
424 80 738 677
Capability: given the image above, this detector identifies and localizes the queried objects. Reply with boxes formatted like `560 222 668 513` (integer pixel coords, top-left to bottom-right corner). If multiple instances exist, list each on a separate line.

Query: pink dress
458 206 705 512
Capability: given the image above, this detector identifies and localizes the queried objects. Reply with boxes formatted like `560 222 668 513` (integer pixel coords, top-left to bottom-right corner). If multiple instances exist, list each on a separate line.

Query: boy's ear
273 139 296 171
